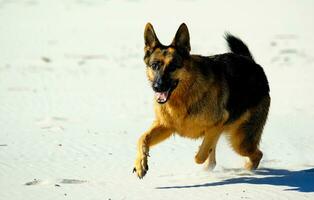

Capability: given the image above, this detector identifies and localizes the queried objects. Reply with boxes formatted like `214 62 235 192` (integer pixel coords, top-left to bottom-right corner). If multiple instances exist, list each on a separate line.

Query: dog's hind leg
195 127 222 170
228 96 270 170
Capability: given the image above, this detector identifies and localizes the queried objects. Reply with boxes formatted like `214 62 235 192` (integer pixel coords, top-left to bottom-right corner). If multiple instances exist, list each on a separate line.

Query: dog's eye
151 62 160 70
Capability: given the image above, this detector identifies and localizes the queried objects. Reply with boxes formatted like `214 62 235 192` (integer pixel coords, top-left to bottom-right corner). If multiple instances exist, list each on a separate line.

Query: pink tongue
155 91 169 103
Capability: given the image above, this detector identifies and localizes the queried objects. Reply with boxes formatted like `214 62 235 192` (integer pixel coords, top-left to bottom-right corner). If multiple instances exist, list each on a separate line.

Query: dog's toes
135 167 147 179
133 156 149 179
143 160 149 171
139 169 147 179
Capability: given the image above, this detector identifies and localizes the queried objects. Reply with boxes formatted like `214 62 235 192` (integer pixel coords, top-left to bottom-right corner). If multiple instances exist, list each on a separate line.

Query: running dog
133 23 270 179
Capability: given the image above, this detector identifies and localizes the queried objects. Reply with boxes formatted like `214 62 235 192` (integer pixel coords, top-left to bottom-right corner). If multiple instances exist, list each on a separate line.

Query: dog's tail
225 33 254 61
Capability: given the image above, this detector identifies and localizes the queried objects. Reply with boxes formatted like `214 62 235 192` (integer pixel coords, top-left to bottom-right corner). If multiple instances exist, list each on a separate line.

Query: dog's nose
153 77 166 92
153 81 162 92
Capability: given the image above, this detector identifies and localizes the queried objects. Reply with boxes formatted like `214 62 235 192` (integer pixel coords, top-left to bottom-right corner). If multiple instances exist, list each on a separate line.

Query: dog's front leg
133 121 173 179
195 128 222 167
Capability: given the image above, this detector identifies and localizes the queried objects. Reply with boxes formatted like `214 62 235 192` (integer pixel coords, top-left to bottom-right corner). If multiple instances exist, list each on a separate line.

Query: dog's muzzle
153 79 178 104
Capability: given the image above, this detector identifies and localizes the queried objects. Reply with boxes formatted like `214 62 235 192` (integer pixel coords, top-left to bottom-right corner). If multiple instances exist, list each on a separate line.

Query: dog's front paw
133 155 148 179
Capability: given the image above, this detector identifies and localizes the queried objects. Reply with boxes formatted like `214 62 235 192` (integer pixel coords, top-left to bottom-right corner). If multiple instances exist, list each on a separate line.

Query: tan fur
133 23 269 178
135 60 241 177
134 121 173 178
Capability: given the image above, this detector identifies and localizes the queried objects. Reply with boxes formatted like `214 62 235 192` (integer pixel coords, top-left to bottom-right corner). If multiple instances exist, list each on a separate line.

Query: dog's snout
153 75 169 92
153 78 164 92
152 82 159 91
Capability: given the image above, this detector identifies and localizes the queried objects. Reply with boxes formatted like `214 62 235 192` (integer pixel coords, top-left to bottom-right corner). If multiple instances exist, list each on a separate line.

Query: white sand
0 0 314 199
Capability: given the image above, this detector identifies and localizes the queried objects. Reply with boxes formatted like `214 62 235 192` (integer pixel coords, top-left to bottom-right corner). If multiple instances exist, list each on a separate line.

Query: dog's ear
144 23 160 51
171 23 190 56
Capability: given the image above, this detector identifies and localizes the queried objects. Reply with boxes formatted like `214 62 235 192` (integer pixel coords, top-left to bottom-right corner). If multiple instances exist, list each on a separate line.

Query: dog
133 23 270 179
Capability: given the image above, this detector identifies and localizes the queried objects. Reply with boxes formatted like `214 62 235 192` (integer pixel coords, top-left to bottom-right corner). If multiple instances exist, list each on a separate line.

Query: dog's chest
157 104 213 139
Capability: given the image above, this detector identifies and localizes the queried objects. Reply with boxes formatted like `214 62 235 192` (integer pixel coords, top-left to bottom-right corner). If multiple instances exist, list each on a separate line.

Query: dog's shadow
156 168 314 192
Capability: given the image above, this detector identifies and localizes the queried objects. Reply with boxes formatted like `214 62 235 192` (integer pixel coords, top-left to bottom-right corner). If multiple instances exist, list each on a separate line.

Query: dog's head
144 23 191 104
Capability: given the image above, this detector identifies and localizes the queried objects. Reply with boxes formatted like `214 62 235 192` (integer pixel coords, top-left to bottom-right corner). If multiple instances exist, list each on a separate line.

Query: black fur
195 36 269 124
225 33 254 60
215 54 269 124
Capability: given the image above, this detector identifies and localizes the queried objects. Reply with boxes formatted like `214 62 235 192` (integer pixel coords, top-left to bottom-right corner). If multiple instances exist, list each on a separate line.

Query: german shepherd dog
133 23 270 178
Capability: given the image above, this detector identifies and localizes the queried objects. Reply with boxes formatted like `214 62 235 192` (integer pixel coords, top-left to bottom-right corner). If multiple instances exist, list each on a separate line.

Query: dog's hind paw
194 153 208 164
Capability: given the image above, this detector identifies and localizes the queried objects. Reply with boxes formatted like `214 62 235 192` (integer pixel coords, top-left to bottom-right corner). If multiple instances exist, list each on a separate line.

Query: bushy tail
225 33 254 61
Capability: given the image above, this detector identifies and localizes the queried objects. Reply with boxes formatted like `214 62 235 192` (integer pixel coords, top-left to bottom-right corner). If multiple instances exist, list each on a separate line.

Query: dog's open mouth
154 80 178 104
155 90 171 104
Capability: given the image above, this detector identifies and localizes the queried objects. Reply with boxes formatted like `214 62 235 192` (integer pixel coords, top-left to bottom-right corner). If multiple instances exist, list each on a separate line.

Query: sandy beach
0 0 314 199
